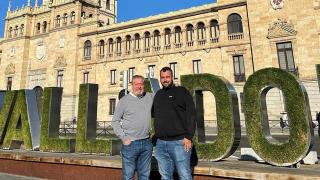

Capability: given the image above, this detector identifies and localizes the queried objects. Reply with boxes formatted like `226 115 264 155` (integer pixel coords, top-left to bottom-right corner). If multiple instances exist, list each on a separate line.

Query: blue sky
0 0 215 38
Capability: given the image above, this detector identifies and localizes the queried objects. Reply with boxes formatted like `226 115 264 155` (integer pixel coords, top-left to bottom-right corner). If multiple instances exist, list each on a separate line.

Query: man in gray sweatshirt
112 75 153 180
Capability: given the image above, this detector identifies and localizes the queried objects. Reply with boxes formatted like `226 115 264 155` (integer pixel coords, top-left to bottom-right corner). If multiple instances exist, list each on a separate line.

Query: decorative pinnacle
8 0 11 12
27 0 31 6
35 0 38 7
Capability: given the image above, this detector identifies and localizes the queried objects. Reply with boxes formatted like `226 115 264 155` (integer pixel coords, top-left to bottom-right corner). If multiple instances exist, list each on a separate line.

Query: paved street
0 173 42 180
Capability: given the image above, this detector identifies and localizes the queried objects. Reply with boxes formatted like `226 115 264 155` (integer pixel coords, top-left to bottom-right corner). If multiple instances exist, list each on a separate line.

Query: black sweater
153 85 196 141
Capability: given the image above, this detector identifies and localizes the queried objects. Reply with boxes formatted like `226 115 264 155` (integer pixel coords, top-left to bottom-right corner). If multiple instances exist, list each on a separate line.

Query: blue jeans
121 138 153 180
155 139 192 180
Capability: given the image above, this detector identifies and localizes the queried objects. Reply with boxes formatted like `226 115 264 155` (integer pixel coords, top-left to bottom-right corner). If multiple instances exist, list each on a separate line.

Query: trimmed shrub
40 87 75 152
243 68 312 166
75 84 111 154
0 91 16 145
181 74 241 161
144 79 152 93
2 90 33 150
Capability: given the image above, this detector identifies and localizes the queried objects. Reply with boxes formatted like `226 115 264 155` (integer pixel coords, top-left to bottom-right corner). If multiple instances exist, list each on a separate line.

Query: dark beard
162 81 173 90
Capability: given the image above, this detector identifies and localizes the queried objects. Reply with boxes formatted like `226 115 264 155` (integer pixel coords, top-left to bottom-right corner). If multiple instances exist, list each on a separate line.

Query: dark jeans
155 139 192 180
121 138 153 180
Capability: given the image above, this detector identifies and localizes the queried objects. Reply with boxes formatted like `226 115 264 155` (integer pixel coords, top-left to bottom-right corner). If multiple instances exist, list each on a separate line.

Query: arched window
36 23 41 34
164 28 171 47
125 35 131 54
186 24 194 46
186 24 194 42
56 15 61 27
227 13 243 34
153 30 160 47
84 40 92 58
20 24 24 35
9 27 13 38
106 0 110 10
43 21 47 33
63 13 68 25
144 31 151 51
70 11 76 23
99 40 105 58
210 20 219 39
116 37 122 56
174 26 182 44
14 25 18 36
134 33 140 52
197 22 206 40
108 38 114 56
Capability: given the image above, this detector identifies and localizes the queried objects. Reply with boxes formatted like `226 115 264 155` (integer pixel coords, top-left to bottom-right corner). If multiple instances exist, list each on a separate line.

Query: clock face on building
271 0 284 10
36 44 46 60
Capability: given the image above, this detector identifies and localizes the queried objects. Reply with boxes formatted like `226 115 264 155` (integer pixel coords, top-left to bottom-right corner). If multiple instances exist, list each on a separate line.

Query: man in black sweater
153 67 196 180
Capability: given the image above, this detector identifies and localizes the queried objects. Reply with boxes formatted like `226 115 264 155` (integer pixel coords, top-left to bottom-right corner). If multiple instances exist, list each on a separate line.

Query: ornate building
0 0 319 127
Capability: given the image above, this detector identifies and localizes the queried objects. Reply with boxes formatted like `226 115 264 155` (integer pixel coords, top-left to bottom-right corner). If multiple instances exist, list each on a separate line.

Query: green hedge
144 79 152 93
243 68 312 166
2 90 33 150
40 87 74 152
0 91 16 146
181 74 241 161
75 84 111 154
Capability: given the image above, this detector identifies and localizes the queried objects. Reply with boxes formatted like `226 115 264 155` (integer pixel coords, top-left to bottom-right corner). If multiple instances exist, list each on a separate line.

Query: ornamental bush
75 84 111 154
40 87 75 152
0 91 16 146
181 74 241 161
243 68 312 166
2 90 34 150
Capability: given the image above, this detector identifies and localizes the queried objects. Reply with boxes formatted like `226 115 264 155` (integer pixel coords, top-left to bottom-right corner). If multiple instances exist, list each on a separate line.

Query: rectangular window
233 55 246 82
109 98 116 115
128 67 135 83
83 72 89 84
277 42 296 73
193 60 201 74
111 69 116 85
148 65 156 78
7 77 12 91
169 62 178 79
57 70 64 87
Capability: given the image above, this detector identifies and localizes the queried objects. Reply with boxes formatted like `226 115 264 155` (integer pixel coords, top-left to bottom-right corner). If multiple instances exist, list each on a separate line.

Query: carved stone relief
54 55 67 68
267 19 297 39
5 63 15 75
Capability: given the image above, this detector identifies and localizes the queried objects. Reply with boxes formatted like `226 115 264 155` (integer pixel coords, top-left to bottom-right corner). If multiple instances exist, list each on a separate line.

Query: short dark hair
160 67 173 75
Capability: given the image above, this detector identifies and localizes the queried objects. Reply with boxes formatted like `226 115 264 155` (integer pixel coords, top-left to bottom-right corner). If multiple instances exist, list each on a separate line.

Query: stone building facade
0 0 319 128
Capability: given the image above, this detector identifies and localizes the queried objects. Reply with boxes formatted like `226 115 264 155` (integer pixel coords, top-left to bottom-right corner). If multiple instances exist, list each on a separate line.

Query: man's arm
184 88 196 141
111 99 129 142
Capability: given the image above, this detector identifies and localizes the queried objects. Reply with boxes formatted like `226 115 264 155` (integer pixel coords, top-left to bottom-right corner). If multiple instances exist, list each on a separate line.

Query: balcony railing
99 54 105 59
164 44 171 50
234 74 246 82
198 39 206 45
134 49 141 54
144 48 150 53
228 33 244 40
187 41 194 47
175 43 182 48
153 46 160 52
210 37 219 43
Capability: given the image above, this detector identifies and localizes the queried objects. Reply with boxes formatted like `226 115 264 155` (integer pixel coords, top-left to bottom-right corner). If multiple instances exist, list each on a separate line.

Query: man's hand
122 138 131 146
183 138 192 152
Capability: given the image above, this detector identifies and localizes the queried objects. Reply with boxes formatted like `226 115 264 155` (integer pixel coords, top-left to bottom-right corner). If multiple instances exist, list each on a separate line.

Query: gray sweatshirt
111 92 153 141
